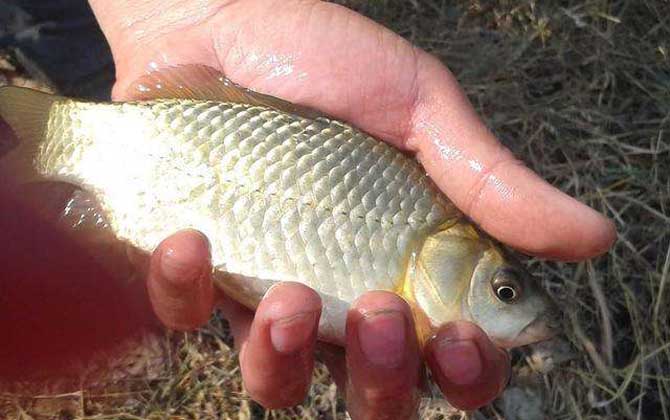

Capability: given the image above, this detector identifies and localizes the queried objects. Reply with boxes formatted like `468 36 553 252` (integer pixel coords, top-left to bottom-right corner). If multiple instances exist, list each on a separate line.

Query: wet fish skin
0 72 559 348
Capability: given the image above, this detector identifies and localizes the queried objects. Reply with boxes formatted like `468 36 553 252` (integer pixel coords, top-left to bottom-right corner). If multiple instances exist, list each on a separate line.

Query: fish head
463 246 561 348
408 224 561 349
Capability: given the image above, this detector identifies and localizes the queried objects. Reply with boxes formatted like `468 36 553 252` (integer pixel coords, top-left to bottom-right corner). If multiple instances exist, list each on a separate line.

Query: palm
97 0 614 261
111 1 414 144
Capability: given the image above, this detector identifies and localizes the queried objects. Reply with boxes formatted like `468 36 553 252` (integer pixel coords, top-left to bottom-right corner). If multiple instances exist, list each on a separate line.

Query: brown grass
1 0 669 419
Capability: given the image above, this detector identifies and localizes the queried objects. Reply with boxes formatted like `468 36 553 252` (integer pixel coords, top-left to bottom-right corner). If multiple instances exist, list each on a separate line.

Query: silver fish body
0 73 559 347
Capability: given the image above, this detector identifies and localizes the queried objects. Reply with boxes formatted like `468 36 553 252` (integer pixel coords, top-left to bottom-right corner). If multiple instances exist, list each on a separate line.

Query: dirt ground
1 1 668 419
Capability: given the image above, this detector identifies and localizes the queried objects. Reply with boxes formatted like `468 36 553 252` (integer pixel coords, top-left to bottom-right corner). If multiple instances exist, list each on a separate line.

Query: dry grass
386 1 669 418
1 0 669 419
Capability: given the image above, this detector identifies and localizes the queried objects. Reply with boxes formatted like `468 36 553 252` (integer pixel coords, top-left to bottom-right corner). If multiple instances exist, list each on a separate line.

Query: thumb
406 53 616 261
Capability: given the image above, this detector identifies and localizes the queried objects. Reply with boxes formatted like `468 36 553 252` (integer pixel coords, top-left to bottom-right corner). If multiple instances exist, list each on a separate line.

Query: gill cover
405 223 558 348
404 224 486 341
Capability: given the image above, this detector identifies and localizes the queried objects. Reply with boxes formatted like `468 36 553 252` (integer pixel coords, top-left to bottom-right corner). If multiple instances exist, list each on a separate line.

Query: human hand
147 229 509 414
87 0 616 415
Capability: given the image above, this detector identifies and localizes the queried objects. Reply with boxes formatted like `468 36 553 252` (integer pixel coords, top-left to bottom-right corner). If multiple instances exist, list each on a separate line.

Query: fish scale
33 99 454 303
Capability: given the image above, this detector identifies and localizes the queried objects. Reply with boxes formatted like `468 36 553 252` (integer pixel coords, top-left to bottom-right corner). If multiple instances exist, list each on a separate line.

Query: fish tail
0 86 58 181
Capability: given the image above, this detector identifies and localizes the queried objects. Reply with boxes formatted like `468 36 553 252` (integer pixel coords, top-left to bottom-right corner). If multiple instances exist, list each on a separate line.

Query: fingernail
270 311 319 354
160 233 209 287
357 310 407 368
433 338 483 386
160 248 201 286
262 282 282 299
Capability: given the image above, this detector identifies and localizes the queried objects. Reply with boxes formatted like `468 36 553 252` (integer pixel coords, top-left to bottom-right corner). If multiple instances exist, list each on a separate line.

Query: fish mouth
514 311 562 347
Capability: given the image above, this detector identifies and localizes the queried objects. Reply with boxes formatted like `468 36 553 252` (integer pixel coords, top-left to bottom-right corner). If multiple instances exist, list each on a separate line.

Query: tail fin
0 86 59 181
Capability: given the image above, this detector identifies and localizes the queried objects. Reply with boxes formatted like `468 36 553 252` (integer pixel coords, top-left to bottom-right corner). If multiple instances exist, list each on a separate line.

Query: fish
0 65 559 349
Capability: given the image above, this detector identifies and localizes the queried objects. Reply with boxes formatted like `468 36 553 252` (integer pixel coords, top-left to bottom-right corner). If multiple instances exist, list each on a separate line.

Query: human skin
0 0 615 417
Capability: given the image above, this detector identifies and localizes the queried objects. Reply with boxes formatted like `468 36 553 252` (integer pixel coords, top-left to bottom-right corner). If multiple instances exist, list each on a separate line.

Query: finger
239 282 321 409
147 229 214 330
424 321 510 411
404 53 616 261
345 291 422 420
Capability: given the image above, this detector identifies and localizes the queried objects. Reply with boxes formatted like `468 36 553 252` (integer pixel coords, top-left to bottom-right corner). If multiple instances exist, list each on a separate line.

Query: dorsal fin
128 64 324 120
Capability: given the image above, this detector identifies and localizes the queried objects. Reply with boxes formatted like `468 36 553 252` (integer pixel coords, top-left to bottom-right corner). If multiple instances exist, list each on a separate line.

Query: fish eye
491 268 522 304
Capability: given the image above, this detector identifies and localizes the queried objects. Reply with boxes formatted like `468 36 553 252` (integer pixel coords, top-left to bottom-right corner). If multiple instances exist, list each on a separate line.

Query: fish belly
38 99 452 342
